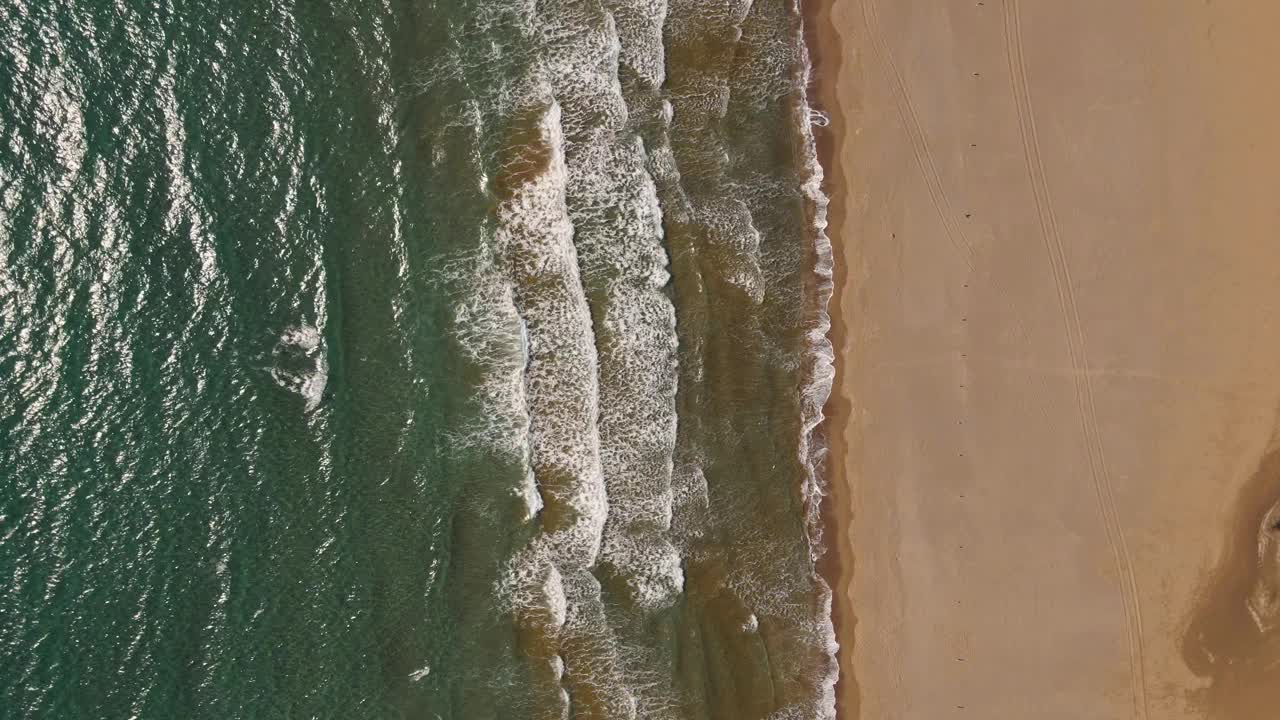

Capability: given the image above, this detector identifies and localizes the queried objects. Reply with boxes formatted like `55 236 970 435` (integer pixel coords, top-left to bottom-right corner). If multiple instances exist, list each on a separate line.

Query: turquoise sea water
0 0 834 718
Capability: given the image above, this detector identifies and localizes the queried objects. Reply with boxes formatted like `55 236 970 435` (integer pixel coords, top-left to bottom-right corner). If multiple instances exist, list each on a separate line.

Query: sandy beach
814 1 1280 717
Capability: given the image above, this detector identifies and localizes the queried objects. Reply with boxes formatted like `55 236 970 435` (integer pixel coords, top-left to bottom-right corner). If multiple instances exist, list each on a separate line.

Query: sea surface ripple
0 0 834 717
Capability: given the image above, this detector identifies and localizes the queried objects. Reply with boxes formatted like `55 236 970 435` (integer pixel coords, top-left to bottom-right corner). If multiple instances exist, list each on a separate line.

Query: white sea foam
516 467 544 523
432 250 531 466
609 0 668 89
666 0 838 715
270 325 327 413
488 4 690 714
561 132 682 610
472 0 840 715
789 0 840 715
494 98 607 600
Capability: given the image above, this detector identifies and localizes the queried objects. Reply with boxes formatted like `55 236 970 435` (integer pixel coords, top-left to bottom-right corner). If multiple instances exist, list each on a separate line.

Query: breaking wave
424 0 837 716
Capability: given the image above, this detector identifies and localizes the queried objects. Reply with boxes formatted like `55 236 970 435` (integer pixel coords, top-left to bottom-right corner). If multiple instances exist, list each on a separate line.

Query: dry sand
813 1 1280 718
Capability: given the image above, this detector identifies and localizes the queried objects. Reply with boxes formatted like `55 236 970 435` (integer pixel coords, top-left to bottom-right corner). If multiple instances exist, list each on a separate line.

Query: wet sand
814 1 1280 717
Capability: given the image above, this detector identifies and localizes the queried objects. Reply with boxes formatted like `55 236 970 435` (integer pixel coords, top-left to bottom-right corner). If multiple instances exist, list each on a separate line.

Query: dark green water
0 0 835 718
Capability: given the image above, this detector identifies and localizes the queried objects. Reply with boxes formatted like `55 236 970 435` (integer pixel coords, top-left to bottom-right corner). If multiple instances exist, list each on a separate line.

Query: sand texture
816 1 1280 717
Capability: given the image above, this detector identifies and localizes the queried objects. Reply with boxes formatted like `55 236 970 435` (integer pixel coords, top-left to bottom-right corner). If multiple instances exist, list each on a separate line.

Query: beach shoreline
802 0 858 717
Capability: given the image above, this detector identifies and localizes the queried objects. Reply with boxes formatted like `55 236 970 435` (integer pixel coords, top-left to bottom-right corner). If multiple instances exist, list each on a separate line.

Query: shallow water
0 0 834 717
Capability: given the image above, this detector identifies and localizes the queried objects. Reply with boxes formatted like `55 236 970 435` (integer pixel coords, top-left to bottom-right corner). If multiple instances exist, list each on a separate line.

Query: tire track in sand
1001 2 1149 717
860 0 976 269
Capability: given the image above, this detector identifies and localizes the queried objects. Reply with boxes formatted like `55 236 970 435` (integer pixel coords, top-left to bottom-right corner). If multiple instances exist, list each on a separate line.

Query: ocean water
0 0 834 718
